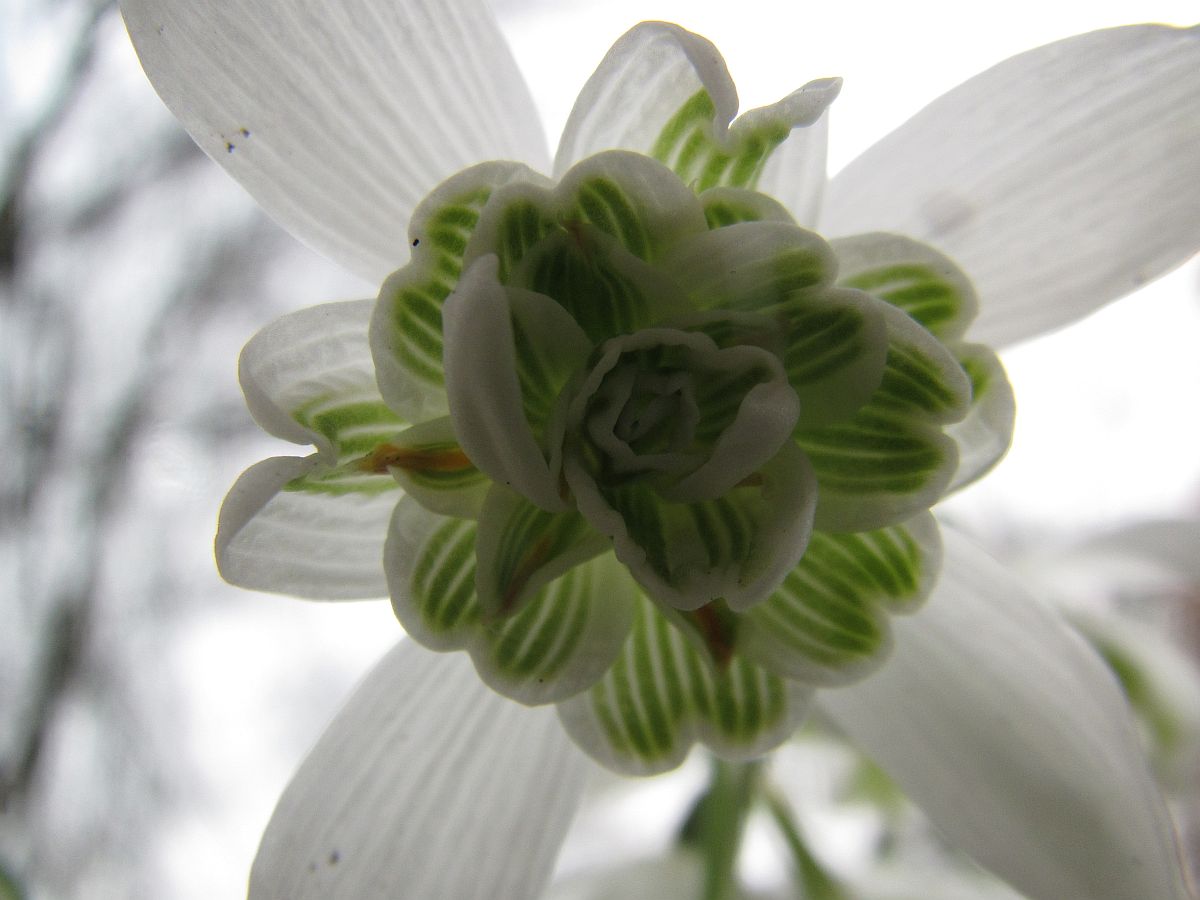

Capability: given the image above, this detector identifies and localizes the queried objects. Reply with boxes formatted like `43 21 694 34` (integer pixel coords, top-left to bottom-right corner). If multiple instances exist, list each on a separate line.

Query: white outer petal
120 0 548 282
250 641 589 899
819 528 1191 900
822 25 1200 347
216 456 395 599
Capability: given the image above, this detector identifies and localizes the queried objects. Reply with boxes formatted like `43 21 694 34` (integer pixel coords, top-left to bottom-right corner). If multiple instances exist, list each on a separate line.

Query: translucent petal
386 499 630 705
249 641 588 899
945 343 1015 493
367 417 489 519
742 513 942 685
372 161 549 422
567 435 817 613
832 232 979 341
820 529 1192 900
757 108 832 229
555 22 738 175
663 221 838 313
558 593 811 776
120 0 549 282
822 25 1200 347
442 256 587 512
216 455 396 599
650 80 840 194
474 486 610 621
241 300 402 458
797 303 969 532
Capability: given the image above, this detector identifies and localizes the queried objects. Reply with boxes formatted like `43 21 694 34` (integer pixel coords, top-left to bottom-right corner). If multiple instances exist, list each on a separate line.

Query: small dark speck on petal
225 142 235 153
240 127 251 138
329 850 340 866
412 238 420 247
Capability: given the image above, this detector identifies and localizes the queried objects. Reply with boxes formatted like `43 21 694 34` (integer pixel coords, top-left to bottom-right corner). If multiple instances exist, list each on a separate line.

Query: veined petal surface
823 25 1200 347
240 300 404 464
249 641 588 900
386 498 631 705
120 0 548 282
219 300 404 598
555 22 738 175
819 528 1192 900
216 456 396 599
558 593 812 776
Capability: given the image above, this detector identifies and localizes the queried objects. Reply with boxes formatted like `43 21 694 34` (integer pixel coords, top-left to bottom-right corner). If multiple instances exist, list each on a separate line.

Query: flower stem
678 757 761 900
764 787 849 900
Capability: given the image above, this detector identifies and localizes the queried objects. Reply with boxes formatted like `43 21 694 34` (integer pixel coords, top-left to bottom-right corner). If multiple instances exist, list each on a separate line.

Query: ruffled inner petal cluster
212 19 1017 776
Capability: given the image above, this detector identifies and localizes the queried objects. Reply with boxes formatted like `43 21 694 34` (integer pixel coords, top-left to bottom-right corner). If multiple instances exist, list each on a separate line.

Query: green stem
764 787 848 900
678 757 761 900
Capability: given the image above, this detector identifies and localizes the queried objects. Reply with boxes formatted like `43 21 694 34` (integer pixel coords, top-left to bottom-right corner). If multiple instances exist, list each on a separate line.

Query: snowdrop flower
120 2 1200 898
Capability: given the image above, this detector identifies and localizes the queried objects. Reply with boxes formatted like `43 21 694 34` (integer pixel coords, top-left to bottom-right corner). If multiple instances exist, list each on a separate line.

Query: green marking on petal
664 222 837 314
833 233 980 341
364 417 489 518
945 342 1015 493
387 499 633 705
283 393 405 496
798 407 957 532
512 227 691 345
474 486 610 619
557 592 810 775
742 514 942 684
393 505 482 642
651 89 790 192
372 162 548 421
699 186 796 229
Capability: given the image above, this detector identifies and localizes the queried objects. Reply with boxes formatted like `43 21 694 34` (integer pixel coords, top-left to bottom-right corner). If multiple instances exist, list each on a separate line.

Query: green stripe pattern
285 393 404 495
395 508 630 704
781 301 875 391
796 408 951 531
563 593 804 775
566 176 654 260
842 262 968 340
651 90 790 192
378 184 494 395
478 497 602 617
701 189 793 229
600 479 767 590
743 517 935 682
407 515 481 637
517 230 660 344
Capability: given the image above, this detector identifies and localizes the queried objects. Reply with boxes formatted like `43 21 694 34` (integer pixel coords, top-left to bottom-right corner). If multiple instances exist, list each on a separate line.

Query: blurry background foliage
1 0 1198 897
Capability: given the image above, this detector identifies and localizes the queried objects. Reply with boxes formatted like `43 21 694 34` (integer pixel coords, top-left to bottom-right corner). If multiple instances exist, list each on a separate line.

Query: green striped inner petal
741 514 941 684
474 485 611 620
945 342 1015 493
369 416 489 518
863 302 973 425
699 186 796 229
833 233 980 341
512 228 691 346
557 592 811 776
555 151 708 263
373 163 544 421
664 221 837 314
387 499 633 705
284 393 405 496
479 551 635 705
651 89 790 192
797 407 958 533
778 288 889 428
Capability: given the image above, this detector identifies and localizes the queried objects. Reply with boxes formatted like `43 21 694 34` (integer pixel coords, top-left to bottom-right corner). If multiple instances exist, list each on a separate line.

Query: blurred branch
0 0 116 279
